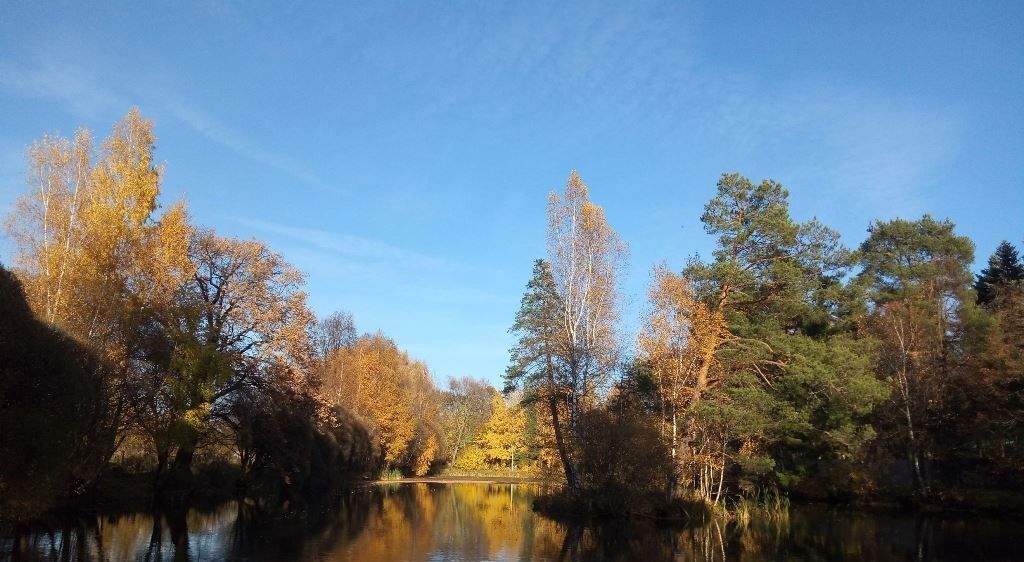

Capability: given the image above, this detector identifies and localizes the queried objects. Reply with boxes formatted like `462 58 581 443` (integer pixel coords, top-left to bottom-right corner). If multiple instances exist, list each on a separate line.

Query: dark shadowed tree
314 311 357 366
857 215 975 495
0 264 109 518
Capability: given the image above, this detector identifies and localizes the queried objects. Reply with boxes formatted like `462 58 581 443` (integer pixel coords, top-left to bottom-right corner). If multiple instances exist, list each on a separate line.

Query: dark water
2 483 1022 561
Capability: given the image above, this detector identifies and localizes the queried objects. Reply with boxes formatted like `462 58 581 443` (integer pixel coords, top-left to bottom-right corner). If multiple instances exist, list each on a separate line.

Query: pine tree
857 215 975 495
505 259 579 489
975 241 1024 305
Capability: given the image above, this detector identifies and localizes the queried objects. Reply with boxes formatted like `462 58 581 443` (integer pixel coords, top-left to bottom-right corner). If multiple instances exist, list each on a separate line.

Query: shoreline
369 476 546 485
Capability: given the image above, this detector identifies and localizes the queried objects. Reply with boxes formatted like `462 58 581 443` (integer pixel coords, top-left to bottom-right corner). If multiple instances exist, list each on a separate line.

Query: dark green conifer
975 241 1024 305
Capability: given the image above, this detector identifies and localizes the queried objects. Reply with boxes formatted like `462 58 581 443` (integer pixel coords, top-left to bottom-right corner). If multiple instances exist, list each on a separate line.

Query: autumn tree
322 333 443 475
507 172 626 491
142 229 317 484
4 109 193 486
546 171 626 424
637 263 726 496
438 377 493 464
475 393 528 470
953 283 1024 465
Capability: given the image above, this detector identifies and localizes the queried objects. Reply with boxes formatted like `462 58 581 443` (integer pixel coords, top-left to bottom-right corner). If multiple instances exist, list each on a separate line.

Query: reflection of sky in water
3 483 1023 561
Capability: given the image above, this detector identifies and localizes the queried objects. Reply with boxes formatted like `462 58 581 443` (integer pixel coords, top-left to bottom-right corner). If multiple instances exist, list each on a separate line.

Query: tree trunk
154 446 170 489
549 394 579 492
165 436 200 494
904 399 929 496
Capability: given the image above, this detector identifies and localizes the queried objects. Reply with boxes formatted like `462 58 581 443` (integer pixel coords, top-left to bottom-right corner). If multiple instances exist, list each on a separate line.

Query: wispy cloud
0 49 331 191
362 4 960 214
0 58 124 118
234 217 446 270
162 102 337 192
693 76 962 210
233 216 503 307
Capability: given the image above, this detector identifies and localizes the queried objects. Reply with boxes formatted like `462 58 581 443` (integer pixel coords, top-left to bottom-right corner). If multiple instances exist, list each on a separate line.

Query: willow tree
150 230 317 483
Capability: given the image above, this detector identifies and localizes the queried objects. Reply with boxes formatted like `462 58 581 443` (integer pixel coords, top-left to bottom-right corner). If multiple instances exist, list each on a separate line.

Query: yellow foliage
639 263 729 494
323 334 443 471
6 108 193 366
453 445 489 470
639 263 725 412
457 393 528 470
546 170 626 385
413 434 438 476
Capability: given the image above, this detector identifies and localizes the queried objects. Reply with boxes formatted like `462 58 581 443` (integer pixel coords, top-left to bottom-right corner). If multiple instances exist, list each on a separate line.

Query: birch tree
638 263 726 499
546 171 626 443
5 109 193 484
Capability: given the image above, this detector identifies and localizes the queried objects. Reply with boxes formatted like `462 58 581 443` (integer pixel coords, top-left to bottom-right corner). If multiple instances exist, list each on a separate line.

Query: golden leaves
6 109 191 366
457 393 528 470
640 264 725 407
323 334 442 469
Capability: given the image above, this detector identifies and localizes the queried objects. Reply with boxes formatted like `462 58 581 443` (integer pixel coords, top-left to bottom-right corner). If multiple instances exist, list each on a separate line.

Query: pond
2 483 1022 561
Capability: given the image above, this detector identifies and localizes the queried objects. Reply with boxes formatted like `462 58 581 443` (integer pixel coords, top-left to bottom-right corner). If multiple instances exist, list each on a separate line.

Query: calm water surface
2 483 1022 561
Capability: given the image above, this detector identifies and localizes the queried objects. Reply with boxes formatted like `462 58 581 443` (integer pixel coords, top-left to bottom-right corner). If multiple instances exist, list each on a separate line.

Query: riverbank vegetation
2 110 1022 522
505 171 1024 519
0 111 542 520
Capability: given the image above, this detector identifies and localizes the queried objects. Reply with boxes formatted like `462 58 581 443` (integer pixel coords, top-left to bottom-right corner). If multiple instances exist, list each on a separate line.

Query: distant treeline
1 110 1022 520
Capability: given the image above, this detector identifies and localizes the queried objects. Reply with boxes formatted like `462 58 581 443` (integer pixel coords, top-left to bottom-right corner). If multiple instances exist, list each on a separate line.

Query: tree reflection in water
2 483 1022 561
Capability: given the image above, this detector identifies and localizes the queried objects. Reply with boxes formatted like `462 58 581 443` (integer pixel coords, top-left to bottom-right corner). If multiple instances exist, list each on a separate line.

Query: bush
576 409 675 499
533 408 693 520
0 266 112 519
378 468 405 481
233 387 376 502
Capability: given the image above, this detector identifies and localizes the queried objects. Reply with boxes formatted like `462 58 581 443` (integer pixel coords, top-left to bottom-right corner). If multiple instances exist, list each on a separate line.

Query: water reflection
2 483 1021 561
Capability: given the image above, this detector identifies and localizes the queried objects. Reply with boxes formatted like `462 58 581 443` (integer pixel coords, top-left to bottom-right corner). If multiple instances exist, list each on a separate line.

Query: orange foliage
323 334 443 474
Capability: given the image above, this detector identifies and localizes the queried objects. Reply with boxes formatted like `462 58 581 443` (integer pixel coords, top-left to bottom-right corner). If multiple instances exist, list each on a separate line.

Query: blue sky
1 1 1022 386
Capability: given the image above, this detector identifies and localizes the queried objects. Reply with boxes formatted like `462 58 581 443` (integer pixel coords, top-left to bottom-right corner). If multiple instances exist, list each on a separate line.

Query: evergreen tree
975 241 1024 305
856 215 975 495
505 259 579 490
675 173 887 495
